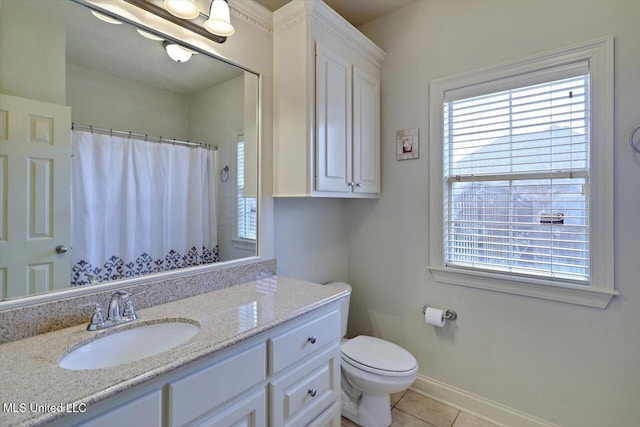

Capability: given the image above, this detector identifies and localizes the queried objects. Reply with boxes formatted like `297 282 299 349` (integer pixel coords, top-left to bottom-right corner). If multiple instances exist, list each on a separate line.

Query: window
429 38 616 308
237 137 257 241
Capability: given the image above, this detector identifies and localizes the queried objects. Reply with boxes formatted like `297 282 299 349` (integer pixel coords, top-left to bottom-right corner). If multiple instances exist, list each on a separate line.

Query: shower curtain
70 131 218 286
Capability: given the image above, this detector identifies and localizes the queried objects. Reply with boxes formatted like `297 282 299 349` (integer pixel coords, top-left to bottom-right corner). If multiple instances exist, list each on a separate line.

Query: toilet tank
326 282 351 338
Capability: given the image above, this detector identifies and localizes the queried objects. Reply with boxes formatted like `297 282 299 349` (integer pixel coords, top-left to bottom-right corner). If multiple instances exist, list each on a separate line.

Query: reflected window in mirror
237 134 257 242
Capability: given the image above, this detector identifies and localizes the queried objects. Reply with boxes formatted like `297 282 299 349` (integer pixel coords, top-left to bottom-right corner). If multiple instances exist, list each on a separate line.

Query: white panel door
315 43 352 193
352 66 380 195
0 94 71 299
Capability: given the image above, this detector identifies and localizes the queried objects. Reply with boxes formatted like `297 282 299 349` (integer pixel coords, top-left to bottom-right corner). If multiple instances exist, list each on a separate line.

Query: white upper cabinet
273 0 385 198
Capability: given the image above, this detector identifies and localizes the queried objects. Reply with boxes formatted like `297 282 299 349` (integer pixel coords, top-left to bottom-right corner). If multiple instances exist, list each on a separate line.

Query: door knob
55 245 68 254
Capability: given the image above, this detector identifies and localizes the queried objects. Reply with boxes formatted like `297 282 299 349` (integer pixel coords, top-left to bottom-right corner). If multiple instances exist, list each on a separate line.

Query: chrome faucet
87 290 138 331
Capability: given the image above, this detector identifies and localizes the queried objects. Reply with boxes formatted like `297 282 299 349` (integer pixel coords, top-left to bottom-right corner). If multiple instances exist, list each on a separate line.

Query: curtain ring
145 133 148 142
128 131 132 139
110 128 113 137
159 136 163 144
631 125 640 153
89 125 93 134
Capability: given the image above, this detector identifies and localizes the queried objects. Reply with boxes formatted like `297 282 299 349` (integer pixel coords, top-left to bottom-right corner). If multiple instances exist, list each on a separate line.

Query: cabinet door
352 67 380 195
195 389 266 427
315 43 352 193
169 344 266 426
80 390 162 427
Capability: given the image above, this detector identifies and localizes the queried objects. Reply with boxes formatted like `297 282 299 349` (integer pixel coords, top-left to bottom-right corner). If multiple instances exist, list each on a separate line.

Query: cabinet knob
307 336 317 344
347 182 354 188
355 182 362 188
55 245 68 254
308 388 317 397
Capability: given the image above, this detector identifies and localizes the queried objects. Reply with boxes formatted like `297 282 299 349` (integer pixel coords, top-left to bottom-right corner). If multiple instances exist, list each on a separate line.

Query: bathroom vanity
0 277 347 427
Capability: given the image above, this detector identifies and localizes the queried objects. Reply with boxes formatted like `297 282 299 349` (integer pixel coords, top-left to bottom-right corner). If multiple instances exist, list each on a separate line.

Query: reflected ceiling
19 0 241 95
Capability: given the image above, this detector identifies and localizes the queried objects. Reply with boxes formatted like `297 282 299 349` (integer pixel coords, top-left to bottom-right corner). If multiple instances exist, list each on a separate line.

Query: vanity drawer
169 343 266 426
268 310 340 374
269 344 340 427
307 401 341 427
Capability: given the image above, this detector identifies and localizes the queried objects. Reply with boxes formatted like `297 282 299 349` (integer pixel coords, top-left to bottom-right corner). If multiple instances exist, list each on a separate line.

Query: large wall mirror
0 0 259 302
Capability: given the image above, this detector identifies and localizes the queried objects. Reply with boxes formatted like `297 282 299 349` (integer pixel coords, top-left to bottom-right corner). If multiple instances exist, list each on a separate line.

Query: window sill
428 266 617 308
232 238 256 251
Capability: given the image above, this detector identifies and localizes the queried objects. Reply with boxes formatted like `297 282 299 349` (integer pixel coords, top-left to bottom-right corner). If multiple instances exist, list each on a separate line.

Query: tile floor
341 390 500 427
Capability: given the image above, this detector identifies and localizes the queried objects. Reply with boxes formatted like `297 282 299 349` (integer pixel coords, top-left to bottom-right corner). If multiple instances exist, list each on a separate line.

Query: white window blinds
237 140 257 240
443 72 590 283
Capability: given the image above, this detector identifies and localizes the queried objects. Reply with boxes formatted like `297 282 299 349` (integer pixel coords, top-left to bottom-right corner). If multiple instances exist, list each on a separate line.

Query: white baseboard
410 374 559 427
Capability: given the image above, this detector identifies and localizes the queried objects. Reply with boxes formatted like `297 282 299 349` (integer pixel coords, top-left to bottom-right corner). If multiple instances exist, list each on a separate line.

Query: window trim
428 37 616 308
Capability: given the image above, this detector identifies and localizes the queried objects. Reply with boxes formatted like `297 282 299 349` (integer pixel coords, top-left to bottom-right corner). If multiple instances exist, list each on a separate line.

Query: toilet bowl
327 282 418 427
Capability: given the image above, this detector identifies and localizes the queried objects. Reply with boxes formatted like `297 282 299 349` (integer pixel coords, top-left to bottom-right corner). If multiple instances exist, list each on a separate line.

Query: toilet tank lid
342 335 417 373
326 282 352 293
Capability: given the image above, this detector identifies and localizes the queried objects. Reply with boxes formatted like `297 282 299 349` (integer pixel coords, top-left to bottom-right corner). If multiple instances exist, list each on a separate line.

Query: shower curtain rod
71 123 218 150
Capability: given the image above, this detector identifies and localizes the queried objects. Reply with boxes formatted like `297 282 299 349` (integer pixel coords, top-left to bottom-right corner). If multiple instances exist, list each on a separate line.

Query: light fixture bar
122 0 227 44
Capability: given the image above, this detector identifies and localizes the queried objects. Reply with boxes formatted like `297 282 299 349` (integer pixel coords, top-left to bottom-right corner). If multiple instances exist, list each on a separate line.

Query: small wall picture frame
396 128 419 160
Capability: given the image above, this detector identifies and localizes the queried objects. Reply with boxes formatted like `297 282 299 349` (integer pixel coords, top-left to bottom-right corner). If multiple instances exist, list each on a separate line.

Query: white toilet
328 282 418 427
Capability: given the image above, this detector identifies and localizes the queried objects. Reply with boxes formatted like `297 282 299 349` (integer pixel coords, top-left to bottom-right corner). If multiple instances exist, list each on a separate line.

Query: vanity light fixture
163 41 195 63
90 10 123 24
123 0 229 44
204 0 235 37
164 0 200 20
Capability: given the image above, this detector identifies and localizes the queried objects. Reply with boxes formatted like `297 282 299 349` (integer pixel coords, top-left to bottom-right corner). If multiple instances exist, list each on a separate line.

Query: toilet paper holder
422 305 458 321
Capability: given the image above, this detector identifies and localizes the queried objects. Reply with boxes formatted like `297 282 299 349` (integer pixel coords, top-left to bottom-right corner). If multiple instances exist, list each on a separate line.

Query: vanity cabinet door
195 389 266 427
169 344 266 426
79 390 162 427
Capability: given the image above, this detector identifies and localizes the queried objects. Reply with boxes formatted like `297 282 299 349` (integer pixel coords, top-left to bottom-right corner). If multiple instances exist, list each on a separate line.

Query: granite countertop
0 276 348 427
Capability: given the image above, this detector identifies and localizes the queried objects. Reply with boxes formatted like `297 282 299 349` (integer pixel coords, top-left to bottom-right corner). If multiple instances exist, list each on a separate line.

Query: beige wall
274 198 349 285
66 64 190 139
189 75 257 261
340 1 640 426
0 0 65 104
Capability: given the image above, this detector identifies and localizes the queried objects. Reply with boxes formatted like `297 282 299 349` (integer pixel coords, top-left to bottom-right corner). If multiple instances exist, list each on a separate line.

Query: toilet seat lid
341 336 417 376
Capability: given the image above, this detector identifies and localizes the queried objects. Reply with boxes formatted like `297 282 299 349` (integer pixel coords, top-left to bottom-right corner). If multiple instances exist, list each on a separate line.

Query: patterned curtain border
71 246 219 286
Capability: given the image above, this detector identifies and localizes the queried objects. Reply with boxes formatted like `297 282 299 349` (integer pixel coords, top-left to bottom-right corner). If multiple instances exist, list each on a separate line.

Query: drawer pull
307 336 317 344
308 388 317 397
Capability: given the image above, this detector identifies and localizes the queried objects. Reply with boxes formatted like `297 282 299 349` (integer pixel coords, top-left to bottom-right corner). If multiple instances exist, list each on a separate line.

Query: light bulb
90 11 123 25
204 0 235 37
164 0 200 20
137 29 164 41
164 42 194 63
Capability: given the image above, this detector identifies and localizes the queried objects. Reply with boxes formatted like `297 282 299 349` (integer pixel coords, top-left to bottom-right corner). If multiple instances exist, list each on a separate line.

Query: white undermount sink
58 321 200 370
